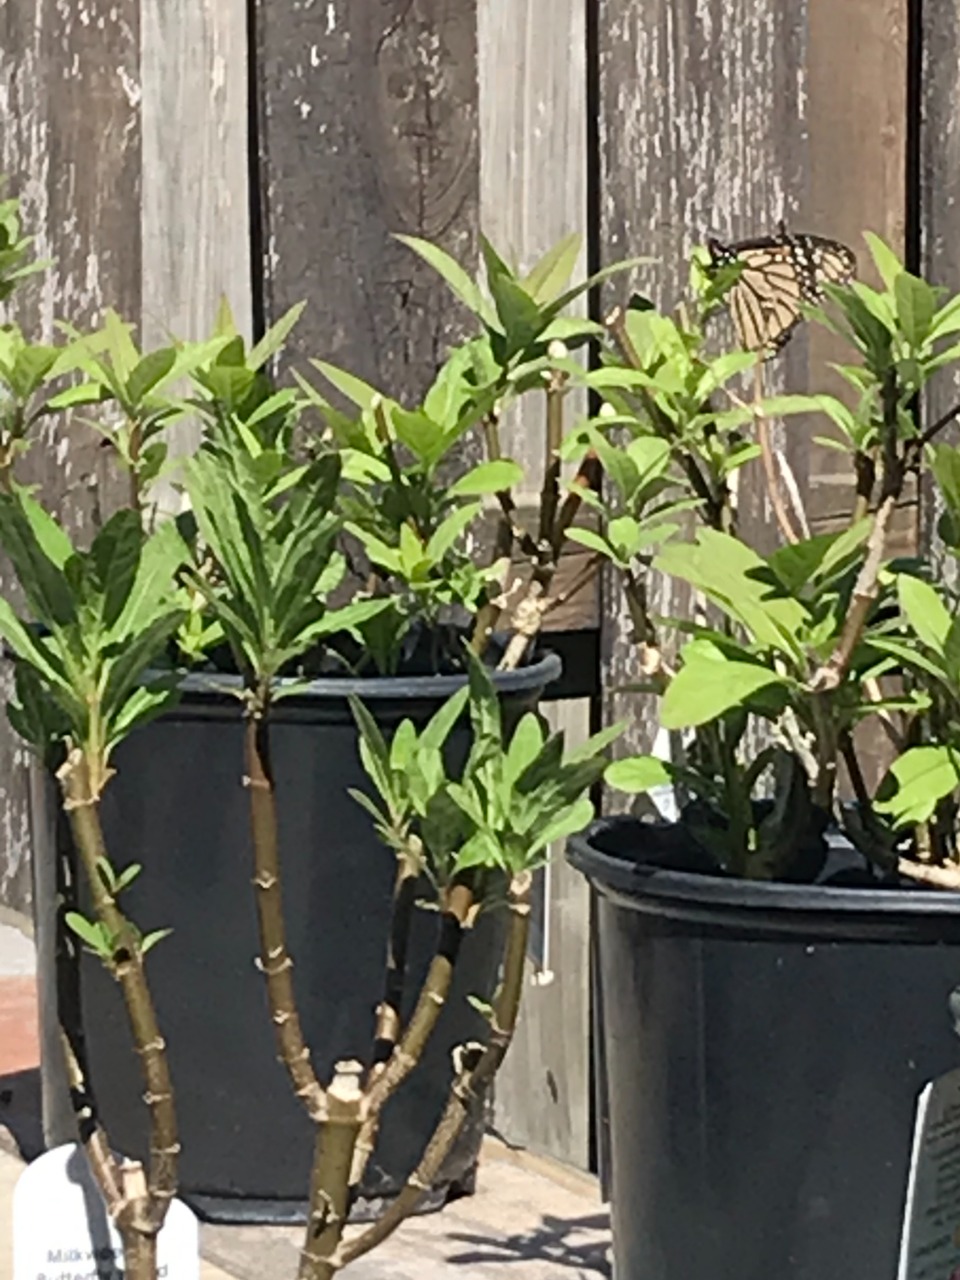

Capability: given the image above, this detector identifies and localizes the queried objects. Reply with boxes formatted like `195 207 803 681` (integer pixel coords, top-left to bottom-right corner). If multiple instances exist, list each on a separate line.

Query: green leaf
894 273 937 347
449 459 523 497
875 746 960 825
142 928 173 955
126 347 177 405
488 273 544 353
114 863 143 893
0 493 76 628
898 574 951 654
247 301 306 371
64 912 111 958
661 656 787 730
504 713 545 787
528 796 595 858
394 235 494 324
425 503 481 562
521 234 583 303
390 718 417 770
309 360 381 410
420 686 470 754
863 232 903 292
606 755 673 793
0 600 70 691
92 509 144 631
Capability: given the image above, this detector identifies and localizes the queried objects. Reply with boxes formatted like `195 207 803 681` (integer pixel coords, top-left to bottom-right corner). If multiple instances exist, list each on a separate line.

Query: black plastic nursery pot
48 652 560 1224
568 816 960 1280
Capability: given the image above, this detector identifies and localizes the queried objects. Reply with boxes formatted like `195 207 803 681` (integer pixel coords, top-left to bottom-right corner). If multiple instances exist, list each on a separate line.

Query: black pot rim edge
567 815 960 918
169 649 562 702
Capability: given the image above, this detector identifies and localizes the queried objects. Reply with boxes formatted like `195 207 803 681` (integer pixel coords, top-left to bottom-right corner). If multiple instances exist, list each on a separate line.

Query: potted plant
565 234 960 1280
1 196 628 1230
0 191 618 1277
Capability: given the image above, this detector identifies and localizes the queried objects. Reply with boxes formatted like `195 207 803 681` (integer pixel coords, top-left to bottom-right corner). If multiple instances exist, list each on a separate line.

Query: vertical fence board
478 0 592 1168
254 0 479 401
140 0 251 512
0 0 141 912
597 0 808 763
141 0 252 441
920 5 960 558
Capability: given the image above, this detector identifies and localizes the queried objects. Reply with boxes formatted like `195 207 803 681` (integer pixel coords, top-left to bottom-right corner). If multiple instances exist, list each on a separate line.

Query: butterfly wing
709 231 857 355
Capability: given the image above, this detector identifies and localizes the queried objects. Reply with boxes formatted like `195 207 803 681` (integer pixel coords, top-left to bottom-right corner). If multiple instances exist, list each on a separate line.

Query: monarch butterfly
706 227 857 355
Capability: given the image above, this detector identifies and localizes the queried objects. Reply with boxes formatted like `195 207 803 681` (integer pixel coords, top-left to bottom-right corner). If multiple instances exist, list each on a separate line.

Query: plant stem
350 882 474 1192
552 450 600 559
244 693 325 1121
57 748 177 1269
538 369 566 547
809 491 897 692
897 858 960 889
298 1062 365 1280
750 361 800 544
370 866 418 1066
336 873 532 1270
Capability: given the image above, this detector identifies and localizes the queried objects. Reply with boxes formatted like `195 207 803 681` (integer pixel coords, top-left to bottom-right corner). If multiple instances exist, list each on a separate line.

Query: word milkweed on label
706 227 857 357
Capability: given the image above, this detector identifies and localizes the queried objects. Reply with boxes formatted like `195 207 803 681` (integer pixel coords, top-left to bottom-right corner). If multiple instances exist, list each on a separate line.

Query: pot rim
171 648 563 702
567 815 960 917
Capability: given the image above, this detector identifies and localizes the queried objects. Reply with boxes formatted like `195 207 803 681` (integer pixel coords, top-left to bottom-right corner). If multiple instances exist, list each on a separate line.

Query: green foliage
351 651 618 895
0 192 46 303
185 440 374 686
0 489 187 768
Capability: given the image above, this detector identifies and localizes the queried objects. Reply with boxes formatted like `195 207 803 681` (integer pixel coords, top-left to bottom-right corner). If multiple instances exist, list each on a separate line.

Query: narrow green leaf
247 301 306 371
522 234 583 303
898 574 951 655
394 235 495 324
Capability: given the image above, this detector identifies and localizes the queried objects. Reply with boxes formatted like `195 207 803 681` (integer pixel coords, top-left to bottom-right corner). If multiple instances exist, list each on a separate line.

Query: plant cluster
0 199 619 1278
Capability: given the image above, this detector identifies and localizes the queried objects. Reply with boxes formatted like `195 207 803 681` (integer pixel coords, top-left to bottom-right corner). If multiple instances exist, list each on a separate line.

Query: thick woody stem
498 447 600 672
60 1030 125 1219
349 883 474 1192
370 866 418 1066
553 451 600 559
337 873 532 1269
897 858 960 890
809 490 897 693
58 749 178 1240
244 697 325 1121
298 1061 365 1280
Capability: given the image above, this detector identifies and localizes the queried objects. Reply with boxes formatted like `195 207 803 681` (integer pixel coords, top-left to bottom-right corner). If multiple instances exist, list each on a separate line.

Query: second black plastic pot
569 816 960 1280
62 652 560 1223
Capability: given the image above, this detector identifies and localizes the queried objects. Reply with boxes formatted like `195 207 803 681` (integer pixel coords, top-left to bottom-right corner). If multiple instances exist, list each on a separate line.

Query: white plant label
899 1066 960 1280
12 1144 199 1280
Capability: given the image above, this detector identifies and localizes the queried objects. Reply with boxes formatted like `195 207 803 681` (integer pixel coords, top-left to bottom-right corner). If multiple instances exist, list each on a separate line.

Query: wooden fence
0 0 949 1173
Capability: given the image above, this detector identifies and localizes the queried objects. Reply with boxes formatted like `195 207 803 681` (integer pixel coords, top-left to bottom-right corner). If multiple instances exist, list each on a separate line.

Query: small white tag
898 1067 960 1280
13 1144 199 1280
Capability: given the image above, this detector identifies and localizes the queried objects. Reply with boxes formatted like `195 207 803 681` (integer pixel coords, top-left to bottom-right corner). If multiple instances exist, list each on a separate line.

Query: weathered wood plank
254 0 479 403
478 0 593 1167
493 698 592 1169
141 0 252 509
920 4 960 558
0 0 141 912
598 0 909 767
597 0 807 764
799 0 909 549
